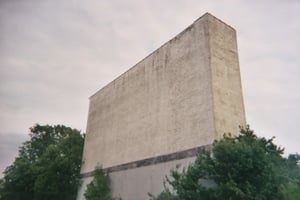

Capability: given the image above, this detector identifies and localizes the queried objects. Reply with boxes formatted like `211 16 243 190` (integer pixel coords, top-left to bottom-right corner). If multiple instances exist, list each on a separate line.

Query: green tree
279 154 300 200
153 126 300 200
84 167 114 200
280 182 300 200
0 124 84 200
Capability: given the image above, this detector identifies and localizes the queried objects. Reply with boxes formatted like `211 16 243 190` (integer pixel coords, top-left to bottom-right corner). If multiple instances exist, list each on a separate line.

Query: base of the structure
111 156 196 200
76 145 214 200
77 156 195 200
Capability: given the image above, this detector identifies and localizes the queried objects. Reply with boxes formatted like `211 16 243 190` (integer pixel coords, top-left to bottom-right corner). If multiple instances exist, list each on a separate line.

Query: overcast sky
0 0 299 175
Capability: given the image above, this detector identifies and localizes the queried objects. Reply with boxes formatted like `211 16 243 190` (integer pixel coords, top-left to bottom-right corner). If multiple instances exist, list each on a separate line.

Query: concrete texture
77 13 246 200
77 157 196 200
110 157 196 200
208 16 246 139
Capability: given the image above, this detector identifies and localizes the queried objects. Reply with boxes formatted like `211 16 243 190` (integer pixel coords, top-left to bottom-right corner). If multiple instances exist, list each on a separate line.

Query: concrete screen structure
77 13 246 200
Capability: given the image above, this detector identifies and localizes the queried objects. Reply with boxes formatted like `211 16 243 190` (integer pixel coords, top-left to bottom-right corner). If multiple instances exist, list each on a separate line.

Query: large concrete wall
78 13 246 200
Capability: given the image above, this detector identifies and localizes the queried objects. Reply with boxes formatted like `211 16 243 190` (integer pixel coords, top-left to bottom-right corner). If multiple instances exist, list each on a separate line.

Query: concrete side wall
77 157 196 200
110 157 196 200
207 15 247 138
81 14 216 173
77 177 93 200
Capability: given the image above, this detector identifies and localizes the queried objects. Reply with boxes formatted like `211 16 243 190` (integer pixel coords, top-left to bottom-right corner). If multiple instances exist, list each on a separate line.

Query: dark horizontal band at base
81 144 212 178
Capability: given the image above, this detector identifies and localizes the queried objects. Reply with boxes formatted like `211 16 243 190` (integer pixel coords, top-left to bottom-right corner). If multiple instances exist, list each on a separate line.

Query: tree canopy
84 167 115 200
152 126 300 200
0 124 84 200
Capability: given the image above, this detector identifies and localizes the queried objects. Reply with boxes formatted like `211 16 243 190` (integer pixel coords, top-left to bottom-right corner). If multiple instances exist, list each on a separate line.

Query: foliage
84 167 114 200
149 191 178 200
0 124 84 200
280 182 300 200
153 126 300 200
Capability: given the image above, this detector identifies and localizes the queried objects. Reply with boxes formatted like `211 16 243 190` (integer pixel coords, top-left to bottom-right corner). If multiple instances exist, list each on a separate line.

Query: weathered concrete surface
110 157 196 200
77 13 246 200
78 157 196 200
208 16 246 140
77 177 93 200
